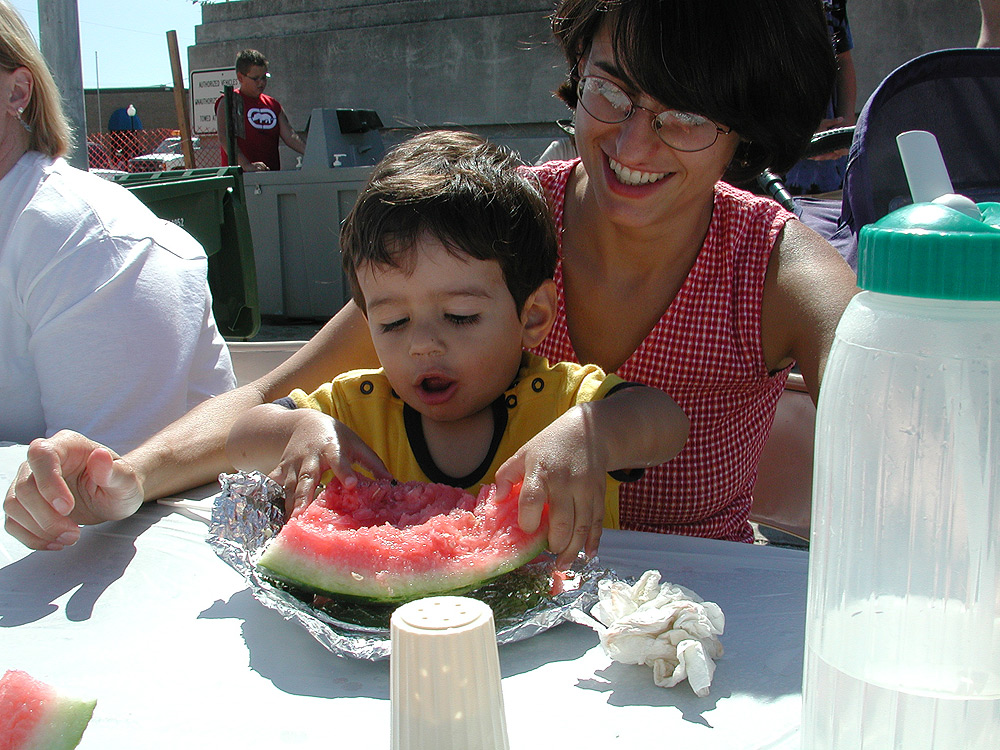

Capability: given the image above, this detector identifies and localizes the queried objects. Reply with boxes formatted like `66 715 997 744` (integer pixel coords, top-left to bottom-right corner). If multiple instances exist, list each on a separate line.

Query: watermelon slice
257 477 548 603
0 670 96 750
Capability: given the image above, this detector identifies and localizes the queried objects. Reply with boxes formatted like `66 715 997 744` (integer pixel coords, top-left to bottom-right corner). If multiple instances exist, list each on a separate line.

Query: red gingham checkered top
526 159 794 542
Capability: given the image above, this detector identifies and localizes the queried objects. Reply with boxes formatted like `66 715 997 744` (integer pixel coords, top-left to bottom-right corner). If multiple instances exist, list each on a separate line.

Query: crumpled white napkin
581 569 725 697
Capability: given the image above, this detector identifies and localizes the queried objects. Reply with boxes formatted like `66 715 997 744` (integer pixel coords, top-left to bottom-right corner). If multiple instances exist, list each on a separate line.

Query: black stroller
762 47 1000 270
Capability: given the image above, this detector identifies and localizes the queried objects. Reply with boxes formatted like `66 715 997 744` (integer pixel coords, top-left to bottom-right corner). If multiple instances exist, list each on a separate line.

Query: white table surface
0 442 807 749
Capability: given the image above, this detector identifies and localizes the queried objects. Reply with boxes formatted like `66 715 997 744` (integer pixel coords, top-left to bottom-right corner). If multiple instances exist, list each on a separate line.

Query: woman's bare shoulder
761 218 859 398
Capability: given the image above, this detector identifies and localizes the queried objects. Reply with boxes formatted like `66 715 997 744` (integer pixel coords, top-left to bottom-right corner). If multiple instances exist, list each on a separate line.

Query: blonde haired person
0 1 70 160
0 0 235 456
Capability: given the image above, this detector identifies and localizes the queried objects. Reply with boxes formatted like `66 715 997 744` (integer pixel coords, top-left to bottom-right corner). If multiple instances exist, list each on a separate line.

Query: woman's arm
760 219 860 403
130 301 377 499
4 302 377 550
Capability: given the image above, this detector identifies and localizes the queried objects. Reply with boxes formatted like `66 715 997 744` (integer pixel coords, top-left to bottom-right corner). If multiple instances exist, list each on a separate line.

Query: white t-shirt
0 152 236 453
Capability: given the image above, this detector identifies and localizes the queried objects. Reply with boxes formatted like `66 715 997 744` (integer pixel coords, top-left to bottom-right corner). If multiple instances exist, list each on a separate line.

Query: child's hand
271 410 392 516
225 404 392 517
495 406 607 569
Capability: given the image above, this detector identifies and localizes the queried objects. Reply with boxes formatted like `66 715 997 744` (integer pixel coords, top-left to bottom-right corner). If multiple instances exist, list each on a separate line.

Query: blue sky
11 0 204 88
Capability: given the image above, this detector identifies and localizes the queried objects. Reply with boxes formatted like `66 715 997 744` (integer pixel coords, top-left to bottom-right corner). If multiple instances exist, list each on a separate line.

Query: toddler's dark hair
340 130 558 314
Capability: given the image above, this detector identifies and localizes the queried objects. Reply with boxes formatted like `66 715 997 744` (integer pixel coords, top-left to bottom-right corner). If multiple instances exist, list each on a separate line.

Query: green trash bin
112 167 260 340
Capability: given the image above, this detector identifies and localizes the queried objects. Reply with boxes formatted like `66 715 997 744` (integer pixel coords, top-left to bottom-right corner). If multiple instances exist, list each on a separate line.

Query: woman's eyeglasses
577 76 731 153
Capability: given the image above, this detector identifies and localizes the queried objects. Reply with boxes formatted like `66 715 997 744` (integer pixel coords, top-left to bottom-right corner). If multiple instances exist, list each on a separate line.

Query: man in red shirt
215 49 306 171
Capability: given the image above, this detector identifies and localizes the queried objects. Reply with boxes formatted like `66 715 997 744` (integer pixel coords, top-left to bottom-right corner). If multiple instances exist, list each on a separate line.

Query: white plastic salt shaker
390 596 509 750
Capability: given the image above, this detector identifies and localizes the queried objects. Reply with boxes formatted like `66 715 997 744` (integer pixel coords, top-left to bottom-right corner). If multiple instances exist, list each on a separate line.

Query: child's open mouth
416 375 457 405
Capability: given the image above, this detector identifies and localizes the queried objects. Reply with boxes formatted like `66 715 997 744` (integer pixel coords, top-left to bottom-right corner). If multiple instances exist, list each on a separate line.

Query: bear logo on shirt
247 108 277 130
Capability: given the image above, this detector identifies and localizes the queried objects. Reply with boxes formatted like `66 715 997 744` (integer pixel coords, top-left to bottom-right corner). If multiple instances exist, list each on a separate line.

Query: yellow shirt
287 352 626 528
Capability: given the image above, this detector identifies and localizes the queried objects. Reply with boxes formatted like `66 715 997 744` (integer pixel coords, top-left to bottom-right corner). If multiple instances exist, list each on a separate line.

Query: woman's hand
3 431 144 550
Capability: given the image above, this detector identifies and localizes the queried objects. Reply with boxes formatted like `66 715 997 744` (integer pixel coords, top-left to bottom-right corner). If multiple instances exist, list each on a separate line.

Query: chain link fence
87 129 223 173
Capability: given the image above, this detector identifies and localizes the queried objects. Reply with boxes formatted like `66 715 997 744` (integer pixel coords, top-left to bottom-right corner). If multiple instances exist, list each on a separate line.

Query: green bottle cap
857 202 1000 300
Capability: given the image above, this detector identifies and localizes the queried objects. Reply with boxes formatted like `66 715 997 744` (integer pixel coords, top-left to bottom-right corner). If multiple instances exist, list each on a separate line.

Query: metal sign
190 67 238 135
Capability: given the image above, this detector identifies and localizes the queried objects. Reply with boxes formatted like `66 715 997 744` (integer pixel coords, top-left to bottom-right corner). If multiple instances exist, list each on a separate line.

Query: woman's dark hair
340 130 558 314
551 0 837 184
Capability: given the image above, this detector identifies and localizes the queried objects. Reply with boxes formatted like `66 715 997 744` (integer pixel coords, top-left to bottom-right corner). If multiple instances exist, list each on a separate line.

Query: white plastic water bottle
801 133 1000 748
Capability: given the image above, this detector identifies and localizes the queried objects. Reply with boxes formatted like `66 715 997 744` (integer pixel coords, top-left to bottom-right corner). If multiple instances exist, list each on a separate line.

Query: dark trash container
112 167 260 340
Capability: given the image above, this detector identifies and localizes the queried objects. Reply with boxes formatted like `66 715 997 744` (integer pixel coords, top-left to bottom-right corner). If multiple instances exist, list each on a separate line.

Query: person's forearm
125 303 377 502
216 108 251 169
287 133 306 155
587 387 689 472
980 0 1000 47
124 384 270 502
227 404 299 472
279 113 307 155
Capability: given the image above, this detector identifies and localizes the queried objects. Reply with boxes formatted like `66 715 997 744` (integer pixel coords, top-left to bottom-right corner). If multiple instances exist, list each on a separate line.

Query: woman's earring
16 106 32 132
734 141 752 169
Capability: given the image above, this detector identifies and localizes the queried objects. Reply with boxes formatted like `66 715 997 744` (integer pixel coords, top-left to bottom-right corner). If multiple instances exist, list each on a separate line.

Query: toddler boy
226 131 689 563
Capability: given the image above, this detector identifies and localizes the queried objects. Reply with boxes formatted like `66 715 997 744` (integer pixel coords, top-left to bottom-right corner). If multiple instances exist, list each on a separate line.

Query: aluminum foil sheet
208 471 606 660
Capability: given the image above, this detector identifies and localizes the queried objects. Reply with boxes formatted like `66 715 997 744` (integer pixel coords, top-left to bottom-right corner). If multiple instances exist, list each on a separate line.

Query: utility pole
167 30 196 169
95 51 102 135
37 0 87 169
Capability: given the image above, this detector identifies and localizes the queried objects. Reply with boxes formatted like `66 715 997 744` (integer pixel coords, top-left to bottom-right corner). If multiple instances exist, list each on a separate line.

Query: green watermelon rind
280 560 556 631
0 670 97 750
258 541 545 604
255 478 547 604
21 698 96 750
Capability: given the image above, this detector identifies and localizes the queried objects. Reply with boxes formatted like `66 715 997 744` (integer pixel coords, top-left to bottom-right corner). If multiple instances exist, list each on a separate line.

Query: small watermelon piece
257 477 547 603
0 670 96 750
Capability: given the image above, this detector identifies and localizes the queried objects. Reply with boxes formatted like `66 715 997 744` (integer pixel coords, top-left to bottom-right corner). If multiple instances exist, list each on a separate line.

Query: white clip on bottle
801 132 1000 749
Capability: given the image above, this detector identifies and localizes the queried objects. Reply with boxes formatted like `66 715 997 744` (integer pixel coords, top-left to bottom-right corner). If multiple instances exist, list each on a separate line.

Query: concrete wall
188 0 568 163
851 1 983 113
186 0 986 160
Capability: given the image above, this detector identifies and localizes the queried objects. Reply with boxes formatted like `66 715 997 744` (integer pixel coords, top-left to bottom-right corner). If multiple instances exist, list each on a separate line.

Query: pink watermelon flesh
0 670 96 750
257 477 548 603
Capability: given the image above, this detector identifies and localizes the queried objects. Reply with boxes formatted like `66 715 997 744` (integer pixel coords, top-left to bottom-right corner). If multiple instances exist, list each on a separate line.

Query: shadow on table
572 606 804 728
200 588 390 699
0 510 160 626
578 662 732 727
200 588 598 699
500 620 598 677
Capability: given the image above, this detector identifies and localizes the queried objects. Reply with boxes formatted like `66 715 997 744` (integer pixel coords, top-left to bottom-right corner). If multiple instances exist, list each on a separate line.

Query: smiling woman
523 0 859 542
